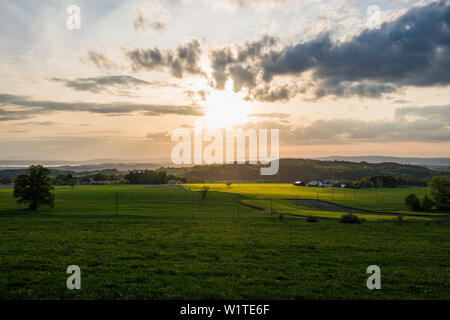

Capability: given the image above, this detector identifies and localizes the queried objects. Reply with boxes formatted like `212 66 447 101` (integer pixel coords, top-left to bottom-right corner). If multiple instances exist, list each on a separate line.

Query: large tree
13 165 55 210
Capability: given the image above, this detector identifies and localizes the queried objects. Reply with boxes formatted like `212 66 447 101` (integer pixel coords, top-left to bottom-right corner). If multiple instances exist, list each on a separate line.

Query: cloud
265 1 450 88
15 121 56 126
205 0 294 10
241 105 450 144
184 89 209 103
134 0 172 31
209 1 450 100
210 36 277 90
83 51 118 69
127 39 203 78
394 105 450 122
0 93 204 121
247 84 299 102
146 131 170 140
51 75 152 94
248 112 290 119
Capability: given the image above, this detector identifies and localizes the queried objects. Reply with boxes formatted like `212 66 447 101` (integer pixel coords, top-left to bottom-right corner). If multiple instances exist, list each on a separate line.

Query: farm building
323 179 339 187
308 180 323 187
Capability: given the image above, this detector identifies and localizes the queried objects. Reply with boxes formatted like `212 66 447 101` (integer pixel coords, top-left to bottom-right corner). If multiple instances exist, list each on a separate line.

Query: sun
201 79 252 129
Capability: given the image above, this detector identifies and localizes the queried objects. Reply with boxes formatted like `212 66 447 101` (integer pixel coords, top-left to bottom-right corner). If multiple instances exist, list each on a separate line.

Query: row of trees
349 175 428 188
124 170 185 184
52 170 185 186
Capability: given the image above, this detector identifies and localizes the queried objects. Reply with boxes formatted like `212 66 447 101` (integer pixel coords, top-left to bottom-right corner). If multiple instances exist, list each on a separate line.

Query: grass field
187 183 450 220
0 185 449 299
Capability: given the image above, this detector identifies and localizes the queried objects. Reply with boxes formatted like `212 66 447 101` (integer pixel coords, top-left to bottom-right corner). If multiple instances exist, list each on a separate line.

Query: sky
0 0 449 162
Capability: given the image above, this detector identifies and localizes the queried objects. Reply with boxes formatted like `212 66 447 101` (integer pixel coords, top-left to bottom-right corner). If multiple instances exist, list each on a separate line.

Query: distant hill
47 163 163 172
166 158 450 183
316 156 450 169
1 158 449 184
0 162 162 172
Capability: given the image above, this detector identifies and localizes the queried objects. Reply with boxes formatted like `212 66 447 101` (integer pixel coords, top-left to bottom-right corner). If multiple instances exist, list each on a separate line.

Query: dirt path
290 199 449 220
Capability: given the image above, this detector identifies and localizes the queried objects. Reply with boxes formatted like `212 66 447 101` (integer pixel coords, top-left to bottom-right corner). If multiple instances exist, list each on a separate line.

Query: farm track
290 199 450 220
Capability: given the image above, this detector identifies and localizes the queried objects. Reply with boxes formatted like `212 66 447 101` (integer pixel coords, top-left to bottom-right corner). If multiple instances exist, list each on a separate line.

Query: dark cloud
210 36 277 91
0 93 203 121
315 81 397 99
229 65 257 92
210 47 235 90
263 1 450 93
209 1 450 100
246 84 299 102
127 39 202 78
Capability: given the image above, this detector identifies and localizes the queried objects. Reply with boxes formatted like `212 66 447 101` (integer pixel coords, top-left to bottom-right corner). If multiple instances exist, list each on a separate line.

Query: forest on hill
166 159 450 184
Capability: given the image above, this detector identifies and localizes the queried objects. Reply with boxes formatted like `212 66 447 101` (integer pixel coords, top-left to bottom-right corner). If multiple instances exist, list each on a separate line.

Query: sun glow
201 79 252 129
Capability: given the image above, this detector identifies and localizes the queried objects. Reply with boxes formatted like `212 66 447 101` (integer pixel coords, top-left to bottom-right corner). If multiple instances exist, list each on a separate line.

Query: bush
422 195 435 211
405 193 422 211
429 176 450 210
306 216 319 223
200 185 209 200
396 216 407 225
340 213 361 224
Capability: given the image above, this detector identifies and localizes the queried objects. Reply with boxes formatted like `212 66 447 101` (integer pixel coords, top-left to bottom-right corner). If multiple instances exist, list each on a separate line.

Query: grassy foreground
0 185 449 299
0 217 448 299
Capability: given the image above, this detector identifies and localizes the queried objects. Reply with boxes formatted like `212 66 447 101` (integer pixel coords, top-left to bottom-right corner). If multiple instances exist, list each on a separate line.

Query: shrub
422 195 435 211
405 193 422 211
200 185 209 200
306 216 319 223
340 213 361 224
396 216 407 225
429 176 450 210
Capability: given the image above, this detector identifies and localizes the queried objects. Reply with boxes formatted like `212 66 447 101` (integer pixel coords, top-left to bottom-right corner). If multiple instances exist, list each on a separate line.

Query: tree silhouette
13 165 55 210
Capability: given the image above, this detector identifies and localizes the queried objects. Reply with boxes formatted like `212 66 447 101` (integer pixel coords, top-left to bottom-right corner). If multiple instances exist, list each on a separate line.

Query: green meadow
188 183 450 220
0 185 449 299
